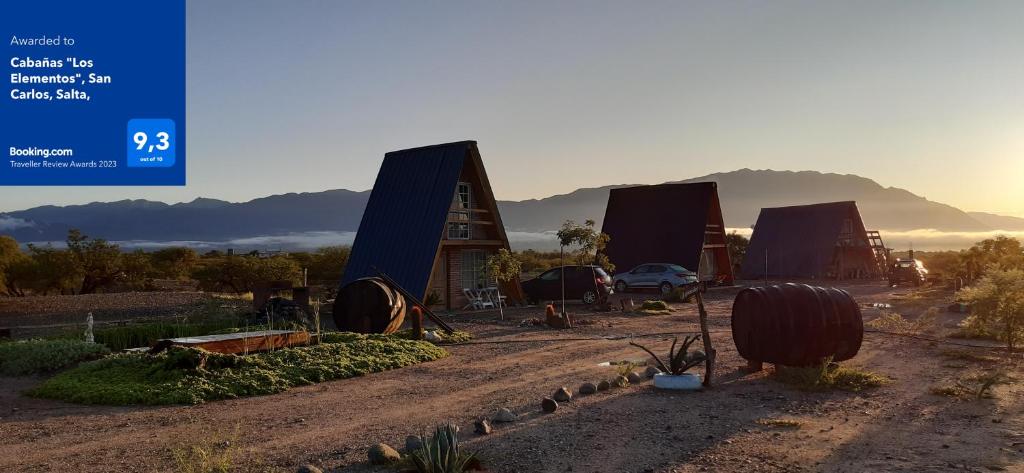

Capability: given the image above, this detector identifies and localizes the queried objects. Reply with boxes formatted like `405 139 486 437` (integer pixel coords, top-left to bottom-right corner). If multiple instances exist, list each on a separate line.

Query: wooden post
411 306 424 340
697 290 716 387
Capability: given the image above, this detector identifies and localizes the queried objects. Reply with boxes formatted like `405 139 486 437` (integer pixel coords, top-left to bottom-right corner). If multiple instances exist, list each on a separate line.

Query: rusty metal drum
731 283 863 366
333 277 406 334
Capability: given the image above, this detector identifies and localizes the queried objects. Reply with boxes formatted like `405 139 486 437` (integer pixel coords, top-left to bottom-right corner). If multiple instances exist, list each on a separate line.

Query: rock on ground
493 408 517 423
627 371 644 384
553 387 573 402
542 397 558 413
475 419 493 435
579 382 598 395
405 435 424 452
367 443 401 465
645 366 661 378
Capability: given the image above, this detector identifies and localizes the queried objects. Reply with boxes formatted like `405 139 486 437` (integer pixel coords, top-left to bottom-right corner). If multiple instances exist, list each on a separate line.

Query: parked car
889 258 928 286
521 265 613 305
612 263 698 295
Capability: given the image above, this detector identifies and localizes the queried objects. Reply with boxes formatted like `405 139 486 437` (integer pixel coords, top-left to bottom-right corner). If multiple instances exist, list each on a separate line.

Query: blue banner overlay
1 0 185 185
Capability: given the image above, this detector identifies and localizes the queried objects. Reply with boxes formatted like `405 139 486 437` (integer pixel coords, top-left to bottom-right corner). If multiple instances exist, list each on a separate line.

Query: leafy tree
725 231 749 271
121 250 155 289
513 249 562 277
958 236 1024 282
192 255 302 293
0 236 26 296
295 246 350 284
485 248 522 320
149 247 198 280
957 268 1024 350
66 229 123 294
556 219 614 313
8 245 80 295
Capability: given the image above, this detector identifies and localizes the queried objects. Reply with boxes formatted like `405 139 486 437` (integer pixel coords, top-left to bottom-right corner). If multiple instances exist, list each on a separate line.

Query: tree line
0 230 349 296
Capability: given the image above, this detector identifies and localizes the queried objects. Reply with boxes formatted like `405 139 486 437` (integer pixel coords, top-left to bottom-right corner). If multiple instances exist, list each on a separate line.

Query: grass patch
756 418 802 429
774 359 886 392
171 429 239 473
930 384 973 398
939 348 999 364
0 339 110 376
948 325 1001 342
866 309 937 334
94 320 246 351
640 300 670 311
29 333 448 405
930 371 1011 400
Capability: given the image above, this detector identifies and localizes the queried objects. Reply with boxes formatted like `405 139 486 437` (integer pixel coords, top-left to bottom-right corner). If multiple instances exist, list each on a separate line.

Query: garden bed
29 333 448 405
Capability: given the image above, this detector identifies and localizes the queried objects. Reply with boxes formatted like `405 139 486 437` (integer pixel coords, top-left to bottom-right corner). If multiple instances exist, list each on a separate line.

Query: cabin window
461 250 488 289
454 182 471 209
448 182 472 239
447 213 471 239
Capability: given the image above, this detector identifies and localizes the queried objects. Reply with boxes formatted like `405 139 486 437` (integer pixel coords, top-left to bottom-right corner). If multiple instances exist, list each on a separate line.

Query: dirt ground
0 281 1021 472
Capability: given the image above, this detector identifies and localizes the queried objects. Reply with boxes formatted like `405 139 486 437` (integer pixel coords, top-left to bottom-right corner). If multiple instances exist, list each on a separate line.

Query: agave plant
410 422 478 473
630 335 706 375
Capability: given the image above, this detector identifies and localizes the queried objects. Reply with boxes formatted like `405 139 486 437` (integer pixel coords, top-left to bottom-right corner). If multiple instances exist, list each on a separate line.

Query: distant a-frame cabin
741 201 883 280
341 141 522 310
600 182 734 284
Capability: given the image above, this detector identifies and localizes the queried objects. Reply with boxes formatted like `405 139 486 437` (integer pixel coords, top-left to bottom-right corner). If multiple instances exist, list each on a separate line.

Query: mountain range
2 169 1022 245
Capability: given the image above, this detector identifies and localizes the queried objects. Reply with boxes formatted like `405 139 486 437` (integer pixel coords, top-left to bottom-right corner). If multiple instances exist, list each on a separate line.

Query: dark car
889 258 928 286
521 265 613 305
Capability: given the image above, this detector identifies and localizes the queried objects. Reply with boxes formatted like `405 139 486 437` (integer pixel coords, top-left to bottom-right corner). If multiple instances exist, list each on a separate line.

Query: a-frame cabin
341 141 522 310
600 182 734 284
741 201 882 280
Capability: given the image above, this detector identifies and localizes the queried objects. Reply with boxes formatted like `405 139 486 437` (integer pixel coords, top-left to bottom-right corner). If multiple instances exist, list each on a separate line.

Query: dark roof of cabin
741 201 868 278
340 141 476 297
600 182 720 274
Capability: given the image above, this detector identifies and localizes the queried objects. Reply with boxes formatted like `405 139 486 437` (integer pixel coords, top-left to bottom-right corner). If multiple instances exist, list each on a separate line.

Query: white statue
84 313 94 343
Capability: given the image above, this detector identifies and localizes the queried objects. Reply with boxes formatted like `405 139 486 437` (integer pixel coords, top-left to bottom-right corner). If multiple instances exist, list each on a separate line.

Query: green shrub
774 358 886 392
410 422 478 473
640 300 670 311
30 333 447 405
662 286 695 303
0 339 110 376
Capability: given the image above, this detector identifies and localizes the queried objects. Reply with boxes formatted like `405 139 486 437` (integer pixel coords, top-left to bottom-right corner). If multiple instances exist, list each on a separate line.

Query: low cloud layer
0 216 34 231
19 228 1024 253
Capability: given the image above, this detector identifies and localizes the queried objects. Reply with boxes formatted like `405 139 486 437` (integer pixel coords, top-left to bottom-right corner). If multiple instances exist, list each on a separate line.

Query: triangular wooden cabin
341 141 522 310
600 182 734 284
741 201 883 280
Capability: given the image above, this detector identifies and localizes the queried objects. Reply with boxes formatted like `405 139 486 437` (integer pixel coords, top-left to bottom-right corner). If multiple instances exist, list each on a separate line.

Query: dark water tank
731 283 863 366
333 277 406 334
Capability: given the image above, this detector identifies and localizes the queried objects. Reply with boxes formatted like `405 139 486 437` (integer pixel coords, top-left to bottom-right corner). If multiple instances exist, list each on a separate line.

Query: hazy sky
2 0 1022 216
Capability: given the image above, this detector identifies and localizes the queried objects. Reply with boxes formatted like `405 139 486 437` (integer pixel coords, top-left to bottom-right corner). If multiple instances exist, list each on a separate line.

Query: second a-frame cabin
341 141 522 310
600 182 734 284
741 201 883 280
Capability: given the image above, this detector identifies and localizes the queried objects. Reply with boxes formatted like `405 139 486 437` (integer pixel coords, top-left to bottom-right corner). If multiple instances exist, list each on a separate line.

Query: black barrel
333 277 406 334
731 283 863 366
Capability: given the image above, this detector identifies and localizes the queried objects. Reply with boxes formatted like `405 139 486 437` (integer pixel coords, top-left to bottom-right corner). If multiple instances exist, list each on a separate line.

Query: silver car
613 263 698 295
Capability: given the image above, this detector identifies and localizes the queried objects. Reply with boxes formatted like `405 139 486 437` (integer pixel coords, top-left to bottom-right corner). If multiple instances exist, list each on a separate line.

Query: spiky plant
630 335 706 375
410 422 478 473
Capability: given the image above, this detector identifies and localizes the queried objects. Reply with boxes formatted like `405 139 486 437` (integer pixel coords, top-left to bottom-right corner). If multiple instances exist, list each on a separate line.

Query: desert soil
0 281 1021 472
